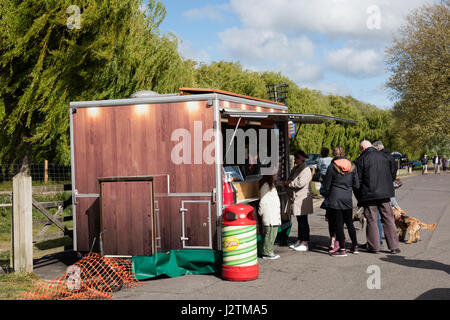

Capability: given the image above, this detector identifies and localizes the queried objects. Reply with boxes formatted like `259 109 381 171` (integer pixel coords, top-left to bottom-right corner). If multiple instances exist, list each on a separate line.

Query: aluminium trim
69 108 77 251
70 93 216 108
168 192 213 197
69 93 287 111
75 194 100 198
213 95 223 250
215 94 287 111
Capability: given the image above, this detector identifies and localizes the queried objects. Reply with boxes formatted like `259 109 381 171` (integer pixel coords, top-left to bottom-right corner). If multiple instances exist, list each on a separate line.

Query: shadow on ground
280 235 333 255
415 288 450 300
380 255 450 275
33 250 81 270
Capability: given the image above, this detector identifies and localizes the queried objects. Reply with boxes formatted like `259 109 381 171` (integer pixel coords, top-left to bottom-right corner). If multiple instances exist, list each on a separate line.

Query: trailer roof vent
130 90 161 98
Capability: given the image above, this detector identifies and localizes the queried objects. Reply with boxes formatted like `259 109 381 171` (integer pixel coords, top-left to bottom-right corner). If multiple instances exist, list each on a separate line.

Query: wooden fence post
12 172 33 273
44 160 48 184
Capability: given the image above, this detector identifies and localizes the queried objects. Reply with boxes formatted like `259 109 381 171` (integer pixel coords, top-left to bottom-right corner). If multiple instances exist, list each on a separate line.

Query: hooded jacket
323 157 359 210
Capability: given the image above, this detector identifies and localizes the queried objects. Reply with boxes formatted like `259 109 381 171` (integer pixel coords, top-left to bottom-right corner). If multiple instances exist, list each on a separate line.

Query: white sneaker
262 254 280 260
289 241 301 249
293 244 309 252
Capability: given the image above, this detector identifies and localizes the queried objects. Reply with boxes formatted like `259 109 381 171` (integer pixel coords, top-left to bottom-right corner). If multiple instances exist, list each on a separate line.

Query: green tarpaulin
132 249 222 280
132 221 292 281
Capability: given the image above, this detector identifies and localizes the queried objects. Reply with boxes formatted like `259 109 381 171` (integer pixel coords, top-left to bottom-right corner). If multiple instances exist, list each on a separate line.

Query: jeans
376 211 383 245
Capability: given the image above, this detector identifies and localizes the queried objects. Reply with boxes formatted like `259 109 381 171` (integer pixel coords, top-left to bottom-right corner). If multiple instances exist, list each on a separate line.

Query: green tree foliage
0 0 397 165
193 61 268 98
0 0 193 166
192 62 394 160
386 1 450 157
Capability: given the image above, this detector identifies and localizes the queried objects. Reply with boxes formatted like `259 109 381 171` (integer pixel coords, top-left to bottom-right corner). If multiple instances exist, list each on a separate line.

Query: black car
391 152 408 169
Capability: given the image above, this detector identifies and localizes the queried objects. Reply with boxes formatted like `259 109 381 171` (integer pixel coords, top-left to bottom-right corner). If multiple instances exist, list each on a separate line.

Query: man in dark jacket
432 153 441 174
354 140 401 254
371 140 398 247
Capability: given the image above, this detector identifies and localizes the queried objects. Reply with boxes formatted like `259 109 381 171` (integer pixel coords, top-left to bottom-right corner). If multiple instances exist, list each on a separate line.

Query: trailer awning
221 109 358 124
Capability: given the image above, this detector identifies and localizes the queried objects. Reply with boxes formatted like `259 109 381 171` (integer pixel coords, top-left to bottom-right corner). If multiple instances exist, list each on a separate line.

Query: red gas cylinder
223 173 233 206
222 204 259 281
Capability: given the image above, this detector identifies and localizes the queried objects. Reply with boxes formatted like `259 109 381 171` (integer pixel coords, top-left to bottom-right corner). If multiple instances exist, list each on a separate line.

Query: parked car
306 154 321 182
391 152 408 169
306 154 320 169
408 160 422 168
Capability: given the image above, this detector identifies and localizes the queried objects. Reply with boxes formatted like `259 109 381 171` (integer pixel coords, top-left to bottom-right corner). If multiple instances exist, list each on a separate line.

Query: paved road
34 173 450 300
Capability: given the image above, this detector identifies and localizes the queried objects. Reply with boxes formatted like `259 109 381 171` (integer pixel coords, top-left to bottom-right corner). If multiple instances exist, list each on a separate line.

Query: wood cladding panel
100 180 153 256
73 102 215 194
75 197 100 252
72 102 217 252
182 200 211 248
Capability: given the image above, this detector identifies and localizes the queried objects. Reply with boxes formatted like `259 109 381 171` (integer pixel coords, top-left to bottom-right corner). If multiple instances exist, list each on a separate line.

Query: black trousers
296 215 310 242
329 208 358 248
325 208 336 237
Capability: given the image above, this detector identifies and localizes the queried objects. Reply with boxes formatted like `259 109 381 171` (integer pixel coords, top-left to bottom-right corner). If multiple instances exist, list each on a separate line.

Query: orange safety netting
21 253 141 300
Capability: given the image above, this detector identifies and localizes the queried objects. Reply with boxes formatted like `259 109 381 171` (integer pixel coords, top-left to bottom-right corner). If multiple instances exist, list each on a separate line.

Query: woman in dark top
323 147 360 256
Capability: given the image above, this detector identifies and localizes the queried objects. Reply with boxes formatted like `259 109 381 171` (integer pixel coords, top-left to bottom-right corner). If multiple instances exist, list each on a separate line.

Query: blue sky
153 0 436 109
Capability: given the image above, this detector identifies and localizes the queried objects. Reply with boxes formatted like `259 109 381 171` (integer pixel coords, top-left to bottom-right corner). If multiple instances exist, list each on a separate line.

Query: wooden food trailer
69 88 356 256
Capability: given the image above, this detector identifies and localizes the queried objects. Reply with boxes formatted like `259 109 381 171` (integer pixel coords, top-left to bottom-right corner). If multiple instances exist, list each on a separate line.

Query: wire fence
0 163 71 183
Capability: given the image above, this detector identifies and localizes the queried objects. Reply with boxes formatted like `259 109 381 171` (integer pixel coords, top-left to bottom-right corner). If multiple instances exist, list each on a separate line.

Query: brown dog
392 206 437 243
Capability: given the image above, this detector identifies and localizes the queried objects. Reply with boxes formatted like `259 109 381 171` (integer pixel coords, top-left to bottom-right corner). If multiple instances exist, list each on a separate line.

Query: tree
386 1 450 154
0 0 192 167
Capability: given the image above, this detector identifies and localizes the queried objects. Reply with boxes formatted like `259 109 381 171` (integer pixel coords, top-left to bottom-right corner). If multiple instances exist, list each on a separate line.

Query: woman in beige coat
283 150 313 251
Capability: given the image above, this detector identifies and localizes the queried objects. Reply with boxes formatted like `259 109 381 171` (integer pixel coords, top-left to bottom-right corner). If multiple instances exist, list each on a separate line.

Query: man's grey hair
359 140 372 152
372 140 384 150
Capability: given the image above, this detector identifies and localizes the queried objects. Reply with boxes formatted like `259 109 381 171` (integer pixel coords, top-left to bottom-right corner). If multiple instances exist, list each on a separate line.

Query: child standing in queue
259 174 281 260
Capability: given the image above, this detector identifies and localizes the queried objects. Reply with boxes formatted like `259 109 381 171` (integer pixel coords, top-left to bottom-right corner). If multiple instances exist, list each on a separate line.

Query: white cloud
230 0 430 40
279 62 323 84
177 38 211 64
218 27 315 63
326 47 384 76
302 81 353 97
182 4 229 22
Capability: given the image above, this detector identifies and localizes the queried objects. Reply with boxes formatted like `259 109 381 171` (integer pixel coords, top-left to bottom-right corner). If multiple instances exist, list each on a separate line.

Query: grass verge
0 272 42 300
